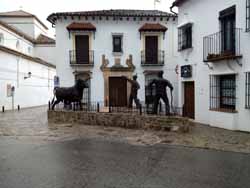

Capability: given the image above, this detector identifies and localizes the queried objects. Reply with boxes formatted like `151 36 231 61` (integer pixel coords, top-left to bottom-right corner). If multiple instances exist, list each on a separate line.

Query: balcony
141 50 165 66
69 50 94 66
203 28 242 62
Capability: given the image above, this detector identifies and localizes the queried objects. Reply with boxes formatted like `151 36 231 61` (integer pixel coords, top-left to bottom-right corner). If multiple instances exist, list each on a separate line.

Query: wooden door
75 35 89 64
145 36 158 64
109 77 127 107
183 82 195 119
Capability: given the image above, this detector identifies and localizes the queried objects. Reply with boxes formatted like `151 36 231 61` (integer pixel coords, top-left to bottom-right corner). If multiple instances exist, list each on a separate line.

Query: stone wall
48 110 193 133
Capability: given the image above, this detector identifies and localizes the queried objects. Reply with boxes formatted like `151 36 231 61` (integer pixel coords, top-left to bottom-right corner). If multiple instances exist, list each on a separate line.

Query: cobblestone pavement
0 106 250 153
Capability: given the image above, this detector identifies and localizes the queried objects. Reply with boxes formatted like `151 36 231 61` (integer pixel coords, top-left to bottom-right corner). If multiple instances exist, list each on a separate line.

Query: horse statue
51 79 89 110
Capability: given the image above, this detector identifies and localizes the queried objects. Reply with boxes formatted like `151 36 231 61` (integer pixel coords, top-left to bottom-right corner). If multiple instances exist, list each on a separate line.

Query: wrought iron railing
247 0 250 32
69 50 94 65
48 101 182 116
203 28 242 62
246 72 250 109
141 50 165 66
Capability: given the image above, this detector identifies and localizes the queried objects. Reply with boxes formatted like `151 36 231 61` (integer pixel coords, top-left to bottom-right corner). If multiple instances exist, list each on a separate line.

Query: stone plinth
48 110 193 133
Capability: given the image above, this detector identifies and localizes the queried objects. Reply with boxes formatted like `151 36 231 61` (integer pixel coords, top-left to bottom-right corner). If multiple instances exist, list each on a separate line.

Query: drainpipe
170 4 178 16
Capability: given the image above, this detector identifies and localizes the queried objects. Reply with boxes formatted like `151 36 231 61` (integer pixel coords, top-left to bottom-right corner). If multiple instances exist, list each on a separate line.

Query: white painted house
171 0 250 132
0 10 56 110
47 10 178 109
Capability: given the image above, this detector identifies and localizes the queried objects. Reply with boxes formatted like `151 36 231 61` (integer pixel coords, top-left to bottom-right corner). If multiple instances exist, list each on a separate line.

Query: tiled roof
35 34 55 44
67 22 96 31
47 9 177 24
0 10 48 30
0 45 56 68
139 23 167 32
0 20 34 43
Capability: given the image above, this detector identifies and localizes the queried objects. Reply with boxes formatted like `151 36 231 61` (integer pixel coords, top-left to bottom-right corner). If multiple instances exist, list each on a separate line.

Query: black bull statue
51 79 89 110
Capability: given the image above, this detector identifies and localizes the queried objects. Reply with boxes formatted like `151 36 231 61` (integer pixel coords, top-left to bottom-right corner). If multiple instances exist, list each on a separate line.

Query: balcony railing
203 28 242 62
69 50 94 66
141 50 165 66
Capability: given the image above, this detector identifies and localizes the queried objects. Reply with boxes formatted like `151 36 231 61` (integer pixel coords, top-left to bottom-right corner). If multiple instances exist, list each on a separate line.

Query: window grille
246 72 250 109
247 0 250 32
178 24 192 51
145 73 158 113
210 74 236 112
75 74 91 106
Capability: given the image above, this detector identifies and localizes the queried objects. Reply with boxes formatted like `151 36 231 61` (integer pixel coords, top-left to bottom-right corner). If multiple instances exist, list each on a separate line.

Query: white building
47 9 178 109
0 10 56 110
171 0 250 132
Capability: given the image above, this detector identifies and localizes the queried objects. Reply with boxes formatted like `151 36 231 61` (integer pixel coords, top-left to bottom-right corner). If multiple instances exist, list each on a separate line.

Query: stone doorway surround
100 54 135 106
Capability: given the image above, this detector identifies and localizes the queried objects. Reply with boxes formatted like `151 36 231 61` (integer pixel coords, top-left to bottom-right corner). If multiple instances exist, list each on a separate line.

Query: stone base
48 110 193 133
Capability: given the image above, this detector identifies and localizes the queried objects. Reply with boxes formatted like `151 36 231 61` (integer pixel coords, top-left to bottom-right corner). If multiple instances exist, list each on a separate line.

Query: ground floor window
75 73 91 105
144 72 158 113
210 74 236 112
246 72 250 109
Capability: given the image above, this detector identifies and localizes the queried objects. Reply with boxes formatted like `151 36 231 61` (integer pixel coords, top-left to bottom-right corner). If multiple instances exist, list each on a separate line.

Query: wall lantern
24 72 32 79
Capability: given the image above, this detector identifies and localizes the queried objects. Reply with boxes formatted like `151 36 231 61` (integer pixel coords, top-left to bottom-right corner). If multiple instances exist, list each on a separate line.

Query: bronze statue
149 71 173 115
123 75 141 108
51 79 88 110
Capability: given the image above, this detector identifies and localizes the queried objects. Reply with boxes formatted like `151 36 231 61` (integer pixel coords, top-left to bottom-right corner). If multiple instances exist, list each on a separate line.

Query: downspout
170 5 178 16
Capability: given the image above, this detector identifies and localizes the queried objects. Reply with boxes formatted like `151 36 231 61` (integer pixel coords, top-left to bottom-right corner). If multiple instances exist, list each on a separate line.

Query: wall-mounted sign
54 76 60 87
181 65 192 78
7 84 15 97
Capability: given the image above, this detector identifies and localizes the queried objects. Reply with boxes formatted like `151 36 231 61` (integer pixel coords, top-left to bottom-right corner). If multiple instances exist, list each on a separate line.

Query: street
0 107 250 188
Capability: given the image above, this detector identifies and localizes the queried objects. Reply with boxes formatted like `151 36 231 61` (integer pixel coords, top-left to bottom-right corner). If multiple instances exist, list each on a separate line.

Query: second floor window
112 35 123 53
0 33 4 45
178 24 192 51
247 0 250 32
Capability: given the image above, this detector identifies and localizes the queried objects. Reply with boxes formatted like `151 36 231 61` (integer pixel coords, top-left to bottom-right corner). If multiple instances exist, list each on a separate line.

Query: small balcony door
220 6 236 55
75 35 89 64
145 36 158 64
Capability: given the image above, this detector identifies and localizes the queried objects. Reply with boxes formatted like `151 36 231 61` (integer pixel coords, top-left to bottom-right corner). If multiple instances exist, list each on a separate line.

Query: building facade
0 10 56 110
172 0 250 132
47 10 178 109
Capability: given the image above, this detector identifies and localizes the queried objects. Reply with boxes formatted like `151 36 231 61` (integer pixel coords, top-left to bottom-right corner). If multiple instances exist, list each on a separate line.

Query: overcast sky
0 0 175 35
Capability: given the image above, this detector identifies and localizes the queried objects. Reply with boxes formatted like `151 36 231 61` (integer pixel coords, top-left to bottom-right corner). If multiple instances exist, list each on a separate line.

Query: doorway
145 36 158 64
183 82 195 119
75 35 89 64
109 77 127 107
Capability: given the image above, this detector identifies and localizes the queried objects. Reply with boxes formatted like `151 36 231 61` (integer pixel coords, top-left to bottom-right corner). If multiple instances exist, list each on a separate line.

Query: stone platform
48 110 193 133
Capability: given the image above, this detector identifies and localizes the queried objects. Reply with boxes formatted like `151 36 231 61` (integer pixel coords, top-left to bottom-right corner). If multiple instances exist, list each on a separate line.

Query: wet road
0 137 250 188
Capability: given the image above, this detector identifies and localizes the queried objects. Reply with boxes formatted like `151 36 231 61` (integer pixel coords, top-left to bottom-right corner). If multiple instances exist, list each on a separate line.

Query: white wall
0 17 48 39
0 24 34 56
55 16 179 105
177 0 250 131
34 44 56 64
0 51 56 110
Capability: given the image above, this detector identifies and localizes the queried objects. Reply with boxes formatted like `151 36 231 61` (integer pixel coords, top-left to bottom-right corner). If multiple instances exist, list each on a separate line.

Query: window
112 35 123 53
75 73 91 106
0 33 4 45
219 6 236 54
144 73 158 113
246 72 250 109
16 40 20 50
247 0 250 32
178 24 192 51
210 74 236 112
28 47 32 54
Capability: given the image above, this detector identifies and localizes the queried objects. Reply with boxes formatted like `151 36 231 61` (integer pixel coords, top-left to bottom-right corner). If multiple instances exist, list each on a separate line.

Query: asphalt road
0 137 250 188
